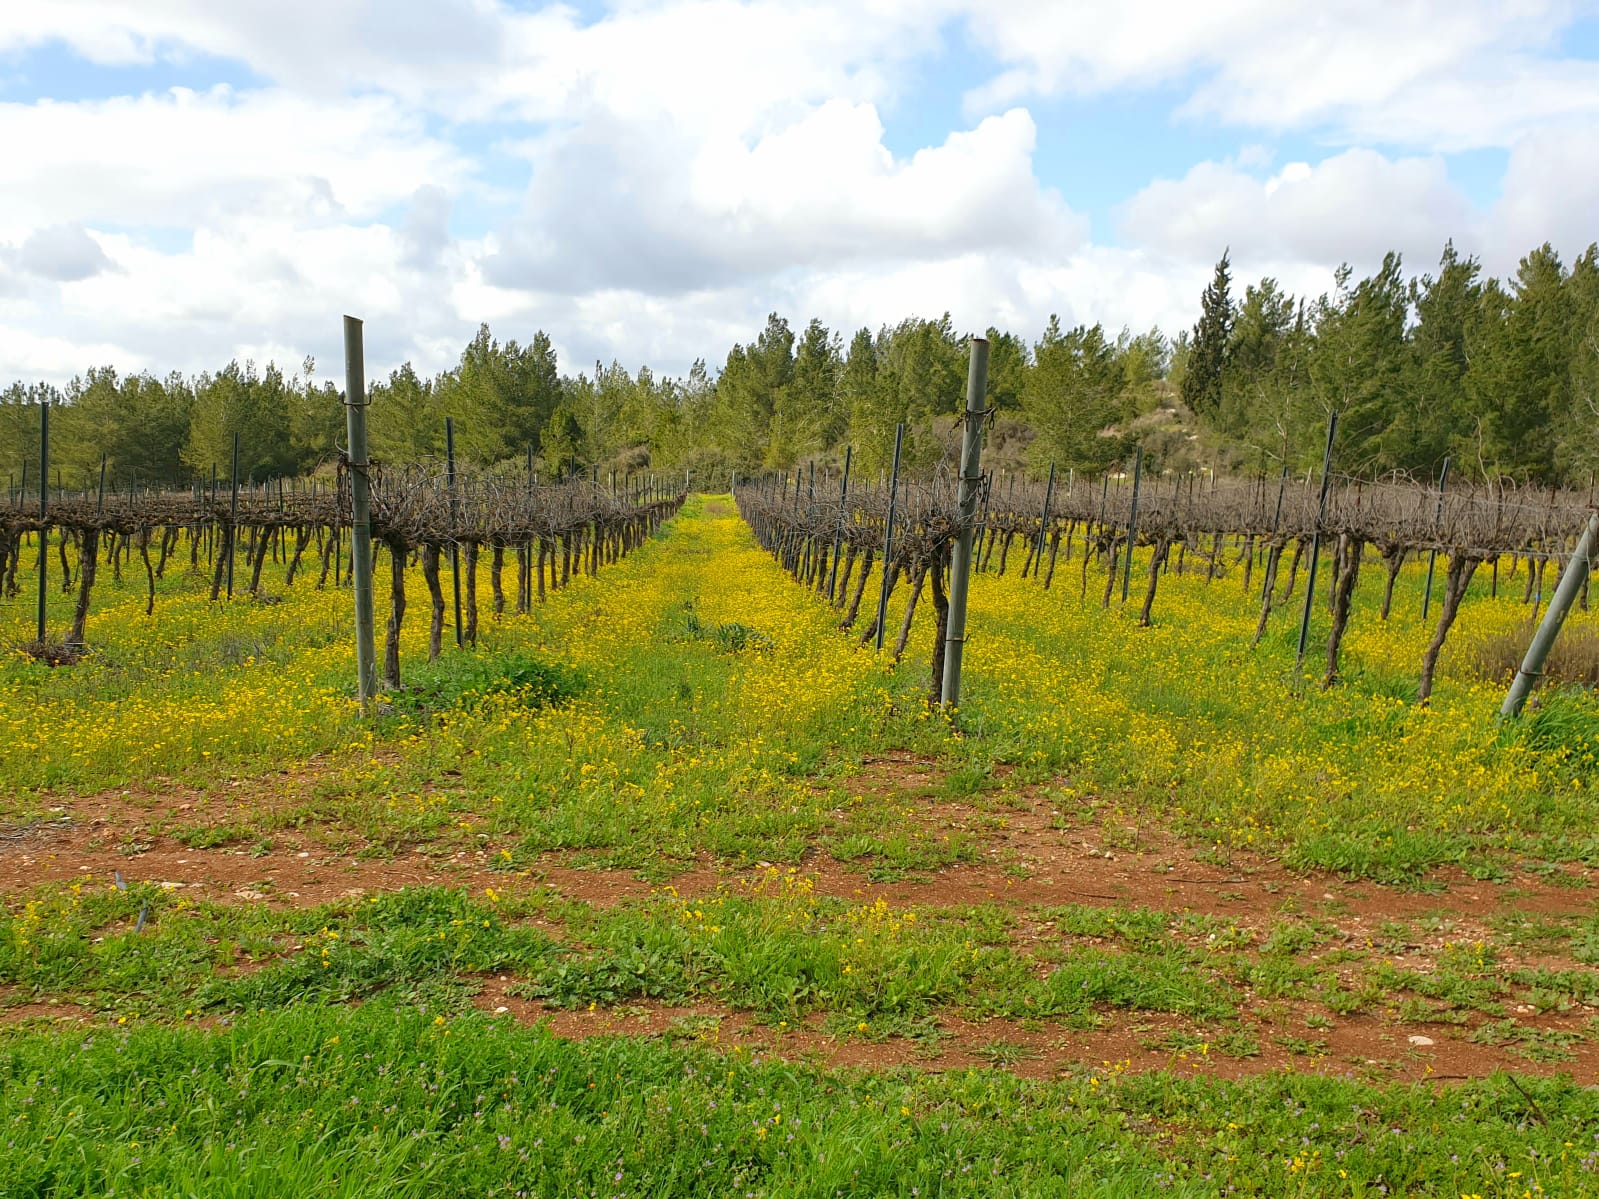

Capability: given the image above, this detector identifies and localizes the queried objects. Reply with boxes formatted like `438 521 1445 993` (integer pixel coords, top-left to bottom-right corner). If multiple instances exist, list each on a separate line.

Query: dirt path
5 750 1598 1084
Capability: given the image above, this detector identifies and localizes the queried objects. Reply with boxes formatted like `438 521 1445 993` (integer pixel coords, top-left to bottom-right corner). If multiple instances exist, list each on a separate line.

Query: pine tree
1465 244 1569 481
773 318 841 462
369 363 442 463
1306 253 1409 475
1182 251 1233 420
984 328 1029 412
1404 242 1480 476
1023 317 1127 472
1556 244 1599 481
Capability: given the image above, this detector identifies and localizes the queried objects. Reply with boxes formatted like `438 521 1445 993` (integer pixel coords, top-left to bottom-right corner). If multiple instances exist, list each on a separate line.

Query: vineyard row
3 464 684 685
735 465 1598 705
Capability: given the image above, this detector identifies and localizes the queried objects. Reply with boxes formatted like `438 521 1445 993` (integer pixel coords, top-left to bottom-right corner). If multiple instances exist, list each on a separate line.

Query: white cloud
0 0 1596 388
0 325 131 382
9 225 114 282
10 0 1596 152
1488 124 1599 272
961 0 1598 151
1 0 934 128
0 218 472 381
0 87 469 230
482 103 1080 295
1121 149 1474 270
0 0 511 106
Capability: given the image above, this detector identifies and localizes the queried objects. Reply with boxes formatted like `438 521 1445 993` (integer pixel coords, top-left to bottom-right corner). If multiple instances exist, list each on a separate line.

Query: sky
2 0 1598 388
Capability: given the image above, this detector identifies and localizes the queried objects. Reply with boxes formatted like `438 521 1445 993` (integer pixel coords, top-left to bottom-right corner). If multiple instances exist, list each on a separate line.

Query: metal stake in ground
1263 465 1288 597
1501 511 1598 718
1295 411 1339 678
874 423 906 652
1120 446 1144 604
1421 456 1450 622
827 445 853 602
941 336 990 714
226 432 240 598
446 416 464 648
343 315 377 711
1033 463 1056 580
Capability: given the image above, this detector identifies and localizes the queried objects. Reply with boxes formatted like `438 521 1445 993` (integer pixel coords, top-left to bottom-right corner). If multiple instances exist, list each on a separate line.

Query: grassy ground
3 497 1599 1195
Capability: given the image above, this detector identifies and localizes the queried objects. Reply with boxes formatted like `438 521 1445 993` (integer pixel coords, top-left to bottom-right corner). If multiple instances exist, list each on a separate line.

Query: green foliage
184 360 297 481
1023 317 1130 472
1307 253 1410 474
367 362 442 462
6 1002 1596 1198
388 650 582 717
680 608 774 653
201 889 551 1009
713 313 795 471
1181 251 1232 420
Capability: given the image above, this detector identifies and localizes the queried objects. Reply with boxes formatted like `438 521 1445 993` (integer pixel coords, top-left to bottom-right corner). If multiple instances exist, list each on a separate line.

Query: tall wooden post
941 337 989 713
343 315 377 710
35 400 48 644
446 417 463 648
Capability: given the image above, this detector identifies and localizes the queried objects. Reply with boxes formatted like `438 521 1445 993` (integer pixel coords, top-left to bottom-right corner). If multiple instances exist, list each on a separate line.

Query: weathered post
446 417 463 648
873 424 906 651
1295 412 1338 677
1120 446 1143 604
35 399 48 644
1501 512 1598 718
941 337 989 713
1421 456 1450 622
343 315 377 710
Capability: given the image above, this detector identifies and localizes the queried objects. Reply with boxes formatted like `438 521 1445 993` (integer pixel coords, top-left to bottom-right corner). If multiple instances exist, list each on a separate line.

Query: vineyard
2 484 1599 1196
738 463 1598 704
5 467 681 679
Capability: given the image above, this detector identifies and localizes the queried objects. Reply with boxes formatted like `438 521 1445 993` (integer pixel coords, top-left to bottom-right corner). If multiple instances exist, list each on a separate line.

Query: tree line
3 240 1595 492
1181 241 1599 484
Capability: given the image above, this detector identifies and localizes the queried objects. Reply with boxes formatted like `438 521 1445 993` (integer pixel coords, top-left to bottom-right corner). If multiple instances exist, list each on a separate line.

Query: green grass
4 1000 1599 1198
5 503 1599 1194
10 877 1597 1068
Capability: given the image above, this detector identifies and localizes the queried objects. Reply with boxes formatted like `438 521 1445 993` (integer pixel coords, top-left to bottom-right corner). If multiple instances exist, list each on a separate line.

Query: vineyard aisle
3 496 1599 1197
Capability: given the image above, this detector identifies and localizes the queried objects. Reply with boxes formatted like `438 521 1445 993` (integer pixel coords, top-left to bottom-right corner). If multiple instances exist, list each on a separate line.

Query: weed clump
388 651 581 717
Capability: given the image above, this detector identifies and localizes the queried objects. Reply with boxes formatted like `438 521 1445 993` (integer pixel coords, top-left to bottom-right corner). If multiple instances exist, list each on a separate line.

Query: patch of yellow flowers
4 502 1594 866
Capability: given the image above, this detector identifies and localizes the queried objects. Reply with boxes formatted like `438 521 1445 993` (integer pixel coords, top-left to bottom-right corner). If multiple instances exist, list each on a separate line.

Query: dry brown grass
1469 615 1599 686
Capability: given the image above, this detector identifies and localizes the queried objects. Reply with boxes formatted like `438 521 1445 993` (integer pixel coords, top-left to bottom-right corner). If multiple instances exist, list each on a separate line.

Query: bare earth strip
6 749 1598 1085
